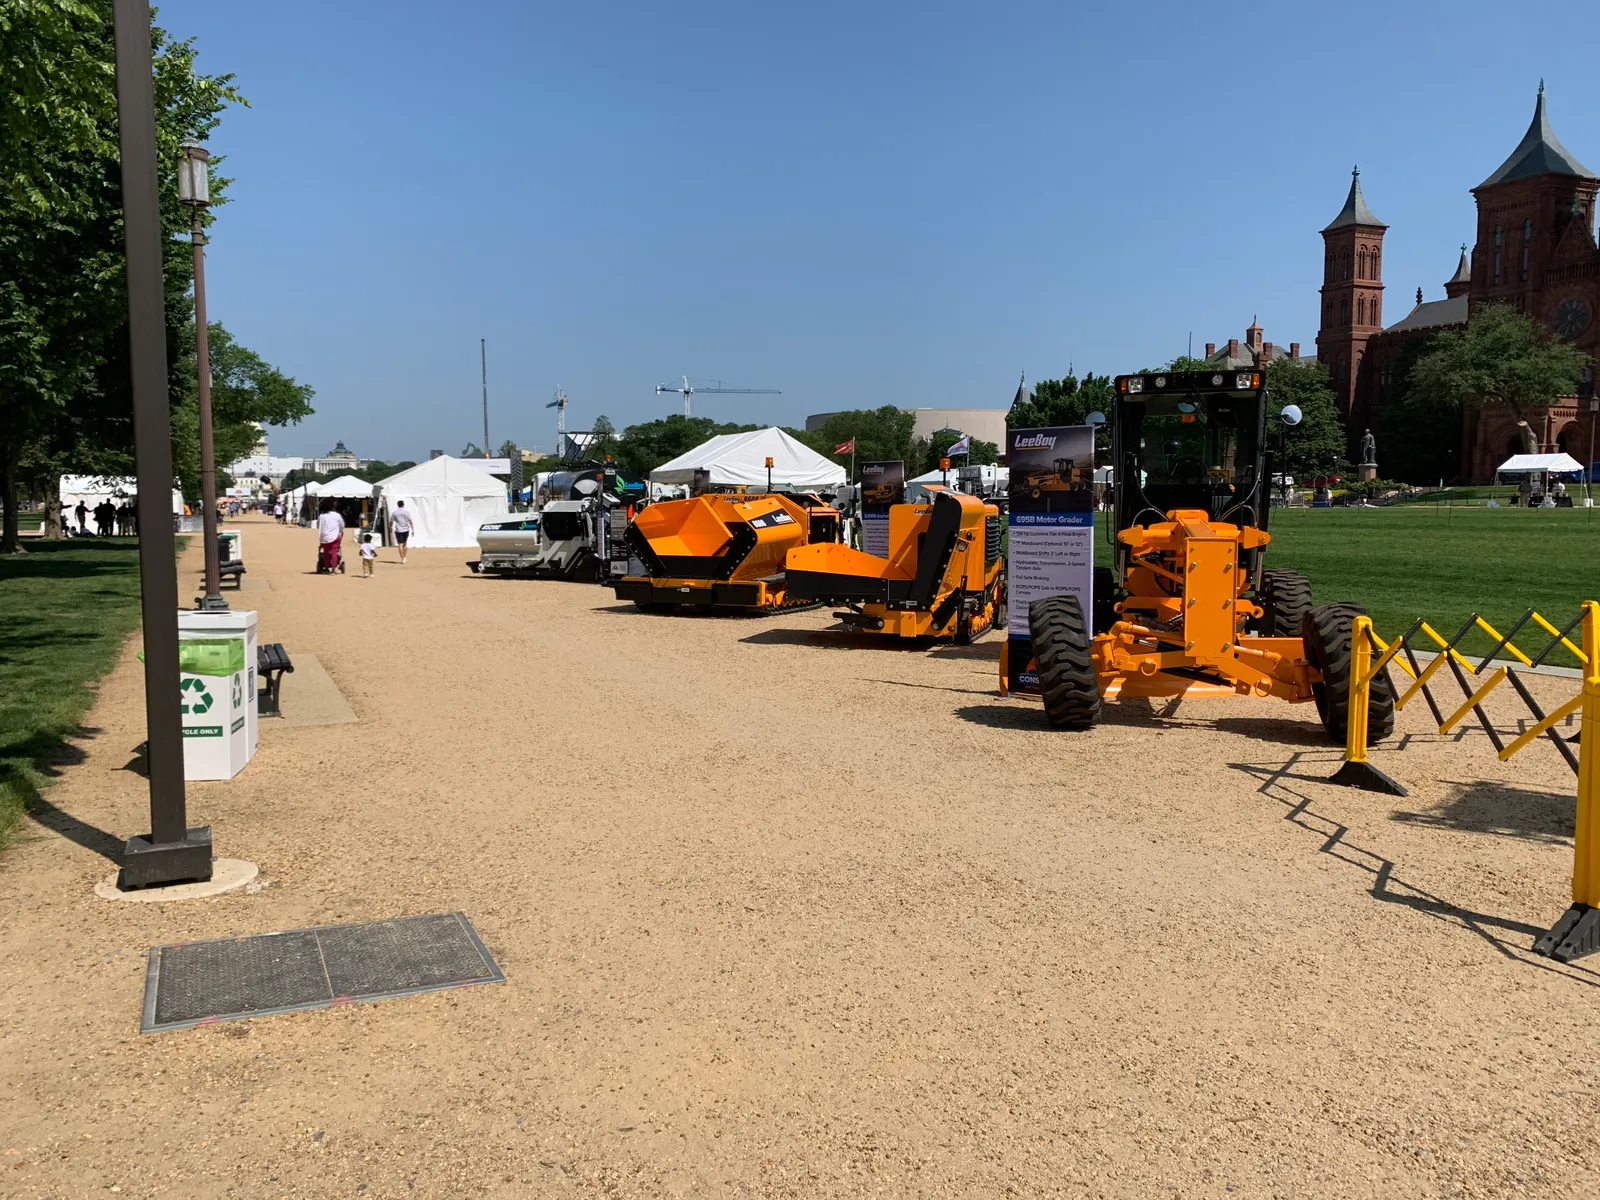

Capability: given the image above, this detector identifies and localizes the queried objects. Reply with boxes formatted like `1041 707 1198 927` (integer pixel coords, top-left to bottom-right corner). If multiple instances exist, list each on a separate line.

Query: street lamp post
180 136 227 611
112 0 212 887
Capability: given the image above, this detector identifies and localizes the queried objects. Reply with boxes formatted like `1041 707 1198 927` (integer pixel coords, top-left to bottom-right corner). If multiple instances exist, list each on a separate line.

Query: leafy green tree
1380 332 1458 484
916 429 998 474
1262 357 1346 479
796 407 920 475
1010 374 1115 458
0 1 245 551
610 414 759 478
1404 302 1587 452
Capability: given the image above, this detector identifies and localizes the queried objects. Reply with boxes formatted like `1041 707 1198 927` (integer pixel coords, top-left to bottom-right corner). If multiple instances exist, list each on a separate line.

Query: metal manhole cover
141 912 503 1033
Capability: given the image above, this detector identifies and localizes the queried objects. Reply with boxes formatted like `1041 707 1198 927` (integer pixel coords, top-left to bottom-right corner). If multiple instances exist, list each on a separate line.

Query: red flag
835 437 856 455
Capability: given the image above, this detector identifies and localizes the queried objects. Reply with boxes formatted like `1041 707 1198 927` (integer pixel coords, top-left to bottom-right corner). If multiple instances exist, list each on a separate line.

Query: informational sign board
859 461 905 558
177 609 259 780
1004 426 1095 695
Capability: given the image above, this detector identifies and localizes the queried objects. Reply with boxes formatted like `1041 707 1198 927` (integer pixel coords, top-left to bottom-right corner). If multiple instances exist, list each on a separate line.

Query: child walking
359 533 377 577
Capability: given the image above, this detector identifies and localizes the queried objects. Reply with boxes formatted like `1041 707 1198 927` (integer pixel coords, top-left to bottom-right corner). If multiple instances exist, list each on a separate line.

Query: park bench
214 535 246 590
257 643 294 717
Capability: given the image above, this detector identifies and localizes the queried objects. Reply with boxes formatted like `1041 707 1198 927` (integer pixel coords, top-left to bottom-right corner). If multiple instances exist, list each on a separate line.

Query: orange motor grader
1020 370 1395 744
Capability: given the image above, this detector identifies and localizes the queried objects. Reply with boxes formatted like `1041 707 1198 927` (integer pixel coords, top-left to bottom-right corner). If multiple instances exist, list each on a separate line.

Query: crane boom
655 374 782 417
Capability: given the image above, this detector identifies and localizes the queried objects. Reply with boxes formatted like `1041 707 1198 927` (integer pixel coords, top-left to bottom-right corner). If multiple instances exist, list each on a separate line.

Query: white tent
319 474 374 498
1495 452 1584 475
372 455 507 547
650 427 846 490
59 475 182 516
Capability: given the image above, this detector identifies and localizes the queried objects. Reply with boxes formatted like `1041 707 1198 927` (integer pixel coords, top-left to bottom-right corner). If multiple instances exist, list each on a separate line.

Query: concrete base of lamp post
98 856 258 902
118 826 214 889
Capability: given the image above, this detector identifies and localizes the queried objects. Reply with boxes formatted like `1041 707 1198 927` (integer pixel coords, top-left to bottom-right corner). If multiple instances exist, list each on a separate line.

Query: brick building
1317 85 1599 482
1200 319 1304 370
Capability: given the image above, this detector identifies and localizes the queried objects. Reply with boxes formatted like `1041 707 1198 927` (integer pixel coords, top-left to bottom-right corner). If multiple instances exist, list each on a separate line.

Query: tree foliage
1405 301 1587 430
1261 357 1346 479
608 415 759 479
797 407 919 473
0 1 272 551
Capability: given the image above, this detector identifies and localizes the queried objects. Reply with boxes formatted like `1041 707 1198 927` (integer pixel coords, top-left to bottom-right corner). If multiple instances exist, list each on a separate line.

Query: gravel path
2 516 1596 1198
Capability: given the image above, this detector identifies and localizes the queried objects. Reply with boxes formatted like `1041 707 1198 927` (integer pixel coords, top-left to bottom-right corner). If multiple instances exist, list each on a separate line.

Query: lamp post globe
180 134 227 610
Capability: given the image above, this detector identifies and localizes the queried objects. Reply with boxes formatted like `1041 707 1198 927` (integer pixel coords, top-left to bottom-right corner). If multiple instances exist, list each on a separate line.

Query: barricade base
1534 904 1600 962
1328 758 1408 796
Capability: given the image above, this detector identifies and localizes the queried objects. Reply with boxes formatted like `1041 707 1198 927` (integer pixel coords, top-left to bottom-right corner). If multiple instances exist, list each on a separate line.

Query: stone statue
1360 428 1376 464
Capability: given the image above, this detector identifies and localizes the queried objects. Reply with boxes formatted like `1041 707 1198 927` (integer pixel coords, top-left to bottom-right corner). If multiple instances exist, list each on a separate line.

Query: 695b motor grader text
1017 370 1395 747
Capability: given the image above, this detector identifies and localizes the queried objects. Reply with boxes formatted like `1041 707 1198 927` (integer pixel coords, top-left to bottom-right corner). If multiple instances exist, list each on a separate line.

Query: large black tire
1092 566 1118 635
1301 602 1396 745
1029 595 1101 731
1257 568 1313 637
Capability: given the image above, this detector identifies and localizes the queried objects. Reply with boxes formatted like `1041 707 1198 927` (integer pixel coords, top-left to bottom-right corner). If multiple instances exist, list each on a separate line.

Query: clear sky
157 0 1600 461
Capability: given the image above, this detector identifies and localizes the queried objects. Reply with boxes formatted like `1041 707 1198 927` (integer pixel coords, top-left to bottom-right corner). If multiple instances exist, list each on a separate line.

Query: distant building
300 440 371 476
1201 320 1307 370
1321 84 1599 481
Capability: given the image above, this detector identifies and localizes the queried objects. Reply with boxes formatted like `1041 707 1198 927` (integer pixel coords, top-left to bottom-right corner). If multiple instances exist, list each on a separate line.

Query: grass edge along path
0 539 162 855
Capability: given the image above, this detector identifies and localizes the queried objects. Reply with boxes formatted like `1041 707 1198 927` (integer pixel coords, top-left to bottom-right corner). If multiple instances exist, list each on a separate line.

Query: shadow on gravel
1229 753 1599 987
740 628 915 652
1391 780 1575 844
953 703 1045 730
25 791 124 864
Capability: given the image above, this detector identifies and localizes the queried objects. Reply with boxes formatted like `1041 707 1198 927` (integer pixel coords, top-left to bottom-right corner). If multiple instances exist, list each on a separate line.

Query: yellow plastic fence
1334 602 1600 964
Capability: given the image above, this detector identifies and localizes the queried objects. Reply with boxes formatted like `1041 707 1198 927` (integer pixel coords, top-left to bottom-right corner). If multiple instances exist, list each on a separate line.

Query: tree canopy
1261 357 1346 479
1404 302 1587 433
0 2 311 548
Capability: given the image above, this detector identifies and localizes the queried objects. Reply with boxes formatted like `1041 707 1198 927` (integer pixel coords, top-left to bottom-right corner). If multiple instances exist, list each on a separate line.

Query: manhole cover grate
141 912 503 1032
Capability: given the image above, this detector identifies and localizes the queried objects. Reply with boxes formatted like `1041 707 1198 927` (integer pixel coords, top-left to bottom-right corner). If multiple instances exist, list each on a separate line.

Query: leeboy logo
863 465 884 476
1014 434 1058 449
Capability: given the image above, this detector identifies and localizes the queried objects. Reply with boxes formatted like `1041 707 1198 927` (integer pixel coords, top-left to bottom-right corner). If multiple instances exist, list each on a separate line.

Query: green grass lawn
0 539 152 853
1090 505 1600 663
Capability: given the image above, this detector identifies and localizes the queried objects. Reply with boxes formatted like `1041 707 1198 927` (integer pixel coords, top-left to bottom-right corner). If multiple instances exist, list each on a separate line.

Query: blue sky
159 0 1600 461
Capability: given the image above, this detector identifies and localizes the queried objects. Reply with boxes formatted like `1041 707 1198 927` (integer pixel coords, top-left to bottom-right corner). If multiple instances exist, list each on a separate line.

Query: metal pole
112 0 211 885
1588 398 1596 505
193 209 226 609
481 338 489 456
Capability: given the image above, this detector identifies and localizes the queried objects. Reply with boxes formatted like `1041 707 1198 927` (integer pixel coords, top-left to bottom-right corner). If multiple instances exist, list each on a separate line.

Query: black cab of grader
1025 369 1397 745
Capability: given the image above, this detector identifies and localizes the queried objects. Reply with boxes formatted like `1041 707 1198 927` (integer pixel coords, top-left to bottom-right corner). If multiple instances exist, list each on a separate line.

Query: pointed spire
1323 165 1386 231
1416 287 1423 306
1479 83 1596 187
1444 244 1472 299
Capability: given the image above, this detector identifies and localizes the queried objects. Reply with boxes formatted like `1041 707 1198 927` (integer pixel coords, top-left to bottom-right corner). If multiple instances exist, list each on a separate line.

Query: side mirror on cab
1280 404 1303 427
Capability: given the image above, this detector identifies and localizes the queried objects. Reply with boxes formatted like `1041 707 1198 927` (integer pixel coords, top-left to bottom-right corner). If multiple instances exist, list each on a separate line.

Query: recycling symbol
232 672 243 709
181 677 213 714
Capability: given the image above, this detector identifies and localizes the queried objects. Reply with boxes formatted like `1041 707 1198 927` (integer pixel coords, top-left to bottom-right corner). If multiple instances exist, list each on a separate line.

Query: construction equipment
469 468 625 579
612 491 840 612
784 486 1004 642
1019 370 1395 739
654 375 781 418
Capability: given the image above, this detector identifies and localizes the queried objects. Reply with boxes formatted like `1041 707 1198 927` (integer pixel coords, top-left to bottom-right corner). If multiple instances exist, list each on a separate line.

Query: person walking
273 497 285 524
389 499 414 564
74 500 88 535
316 497 345 573
358 533 377 577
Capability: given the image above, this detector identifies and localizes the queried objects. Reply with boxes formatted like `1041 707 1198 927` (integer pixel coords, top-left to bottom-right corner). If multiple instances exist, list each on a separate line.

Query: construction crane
545 387 568 449
655 375 780 418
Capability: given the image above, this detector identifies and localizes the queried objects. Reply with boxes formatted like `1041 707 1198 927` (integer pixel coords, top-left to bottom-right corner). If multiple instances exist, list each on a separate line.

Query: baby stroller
316 538 345 574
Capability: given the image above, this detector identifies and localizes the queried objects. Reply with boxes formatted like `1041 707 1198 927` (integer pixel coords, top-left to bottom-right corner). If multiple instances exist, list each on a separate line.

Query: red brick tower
1316 167 1387 415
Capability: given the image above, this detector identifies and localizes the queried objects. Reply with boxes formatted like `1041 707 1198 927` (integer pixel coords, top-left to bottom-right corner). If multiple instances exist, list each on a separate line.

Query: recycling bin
177 609 259 780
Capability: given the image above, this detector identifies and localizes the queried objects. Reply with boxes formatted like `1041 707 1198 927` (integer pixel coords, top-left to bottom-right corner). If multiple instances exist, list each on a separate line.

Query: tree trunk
1 444 21 555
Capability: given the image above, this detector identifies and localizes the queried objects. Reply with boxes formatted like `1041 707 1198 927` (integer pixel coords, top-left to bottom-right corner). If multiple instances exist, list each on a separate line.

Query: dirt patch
1 516 1596 1197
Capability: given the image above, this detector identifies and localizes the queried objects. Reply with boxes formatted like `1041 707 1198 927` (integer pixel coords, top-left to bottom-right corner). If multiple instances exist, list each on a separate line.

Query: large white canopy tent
1494 452 1584 476
649 427 846 491
59 475 182 516
318 474 375 498
372 455 507 547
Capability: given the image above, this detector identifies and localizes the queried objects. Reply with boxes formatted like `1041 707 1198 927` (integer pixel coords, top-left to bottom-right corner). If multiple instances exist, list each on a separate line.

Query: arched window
1371 295 1379 324
1358 296 1366 324
1341 296 1351 324
1358 250 1367 279
1370 250 1379 278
